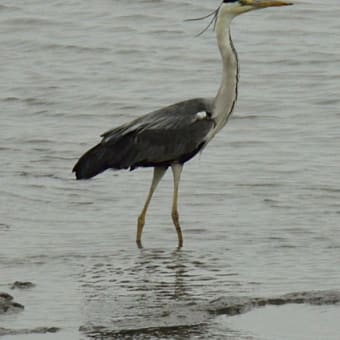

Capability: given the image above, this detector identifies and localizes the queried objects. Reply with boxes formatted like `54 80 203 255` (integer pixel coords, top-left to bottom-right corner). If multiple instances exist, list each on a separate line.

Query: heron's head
220 0 293 18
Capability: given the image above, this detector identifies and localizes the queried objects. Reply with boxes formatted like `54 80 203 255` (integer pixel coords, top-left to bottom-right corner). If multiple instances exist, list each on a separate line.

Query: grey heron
73 0 292 248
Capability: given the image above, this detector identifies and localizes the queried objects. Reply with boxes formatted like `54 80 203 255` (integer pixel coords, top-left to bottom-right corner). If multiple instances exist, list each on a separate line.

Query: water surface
1 0 340 339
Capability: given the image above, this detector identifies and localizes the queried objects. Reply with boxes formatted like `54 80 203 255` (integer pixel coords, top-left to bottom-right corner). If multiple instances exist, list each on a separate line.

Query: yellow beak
241 0 293 8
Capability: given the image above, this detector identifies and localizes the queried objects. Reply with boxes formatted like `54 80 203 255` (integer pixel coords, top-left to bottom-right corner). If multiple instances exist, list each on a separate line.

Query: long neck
212 13 239 133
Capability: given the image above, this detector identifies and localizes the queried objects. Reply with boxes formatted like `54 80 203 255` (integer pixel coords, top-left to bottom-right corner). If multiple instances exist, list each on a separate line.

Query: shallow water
1 0 340 339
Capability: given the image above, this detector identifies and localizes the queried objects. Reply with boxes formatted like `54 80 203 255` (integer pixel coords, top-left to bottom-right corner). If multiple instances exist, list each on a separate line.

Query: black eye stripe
223 0 238 3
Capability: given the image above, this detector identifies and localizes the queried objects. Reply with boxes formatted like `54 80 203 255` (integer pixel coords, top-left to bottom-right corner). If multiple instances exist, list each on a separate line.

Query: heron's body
73 0 292 248
73 98 214 178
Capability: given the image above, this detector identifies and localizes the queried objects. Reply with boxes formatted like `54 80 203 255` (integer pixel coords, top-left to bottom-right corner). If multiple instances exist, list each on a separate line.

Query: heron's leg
136 167 167 248
171 163 184 248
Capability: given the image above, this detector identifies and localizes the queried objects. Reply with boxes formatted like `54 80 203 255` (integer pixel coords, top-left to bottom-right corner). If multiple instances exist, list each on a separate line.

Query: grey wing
101 98 215 169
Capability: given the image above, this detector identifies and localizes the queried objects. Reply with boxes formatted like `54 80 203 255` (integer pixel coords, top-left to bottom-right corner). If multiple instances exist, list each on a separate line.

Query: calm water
1 0 340 339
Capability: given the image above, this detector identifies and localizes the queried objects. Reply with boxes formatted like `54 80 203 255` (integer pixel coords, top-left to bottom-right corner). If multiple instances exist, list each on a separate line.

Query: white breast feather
196 111 207 120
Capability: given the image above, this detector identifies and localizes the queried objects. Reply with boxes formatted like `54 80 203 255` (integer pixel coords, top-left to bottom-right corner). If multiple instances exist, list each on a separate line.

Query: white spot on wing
196 111 207 120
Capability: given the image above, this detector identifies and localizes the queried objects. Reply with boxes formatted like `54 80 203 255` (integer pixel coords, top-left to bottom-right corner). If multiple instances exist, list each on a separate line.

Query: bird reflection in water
79 248 200 336
134 248 190 301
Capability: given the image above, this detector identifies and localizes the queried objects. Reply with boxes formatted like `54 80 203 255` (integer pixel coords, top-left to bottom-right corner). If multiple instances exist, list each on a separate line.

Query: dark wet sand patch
1 284 60 337
0 292 24 314
81 289 340 339
0 327 60 337
208 289 340 316
10 281 36 290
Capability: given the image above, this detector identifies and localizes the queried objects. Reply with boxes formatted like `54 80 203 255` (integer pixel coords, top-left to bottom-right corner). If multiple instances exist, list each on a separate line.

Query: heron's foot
171 210 184 249
136 215 145 249
136 239 143 249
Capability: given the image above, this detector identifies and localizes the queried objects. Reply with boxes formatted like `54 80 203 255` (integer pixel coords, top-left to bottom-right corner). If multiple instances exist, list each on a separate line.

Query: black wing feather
73 98 214 179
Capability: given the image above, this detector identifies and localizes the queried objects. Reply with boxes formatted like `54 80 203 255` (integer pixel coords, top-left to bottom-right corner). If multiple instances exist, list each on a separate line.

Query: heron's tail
72 143 111 180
